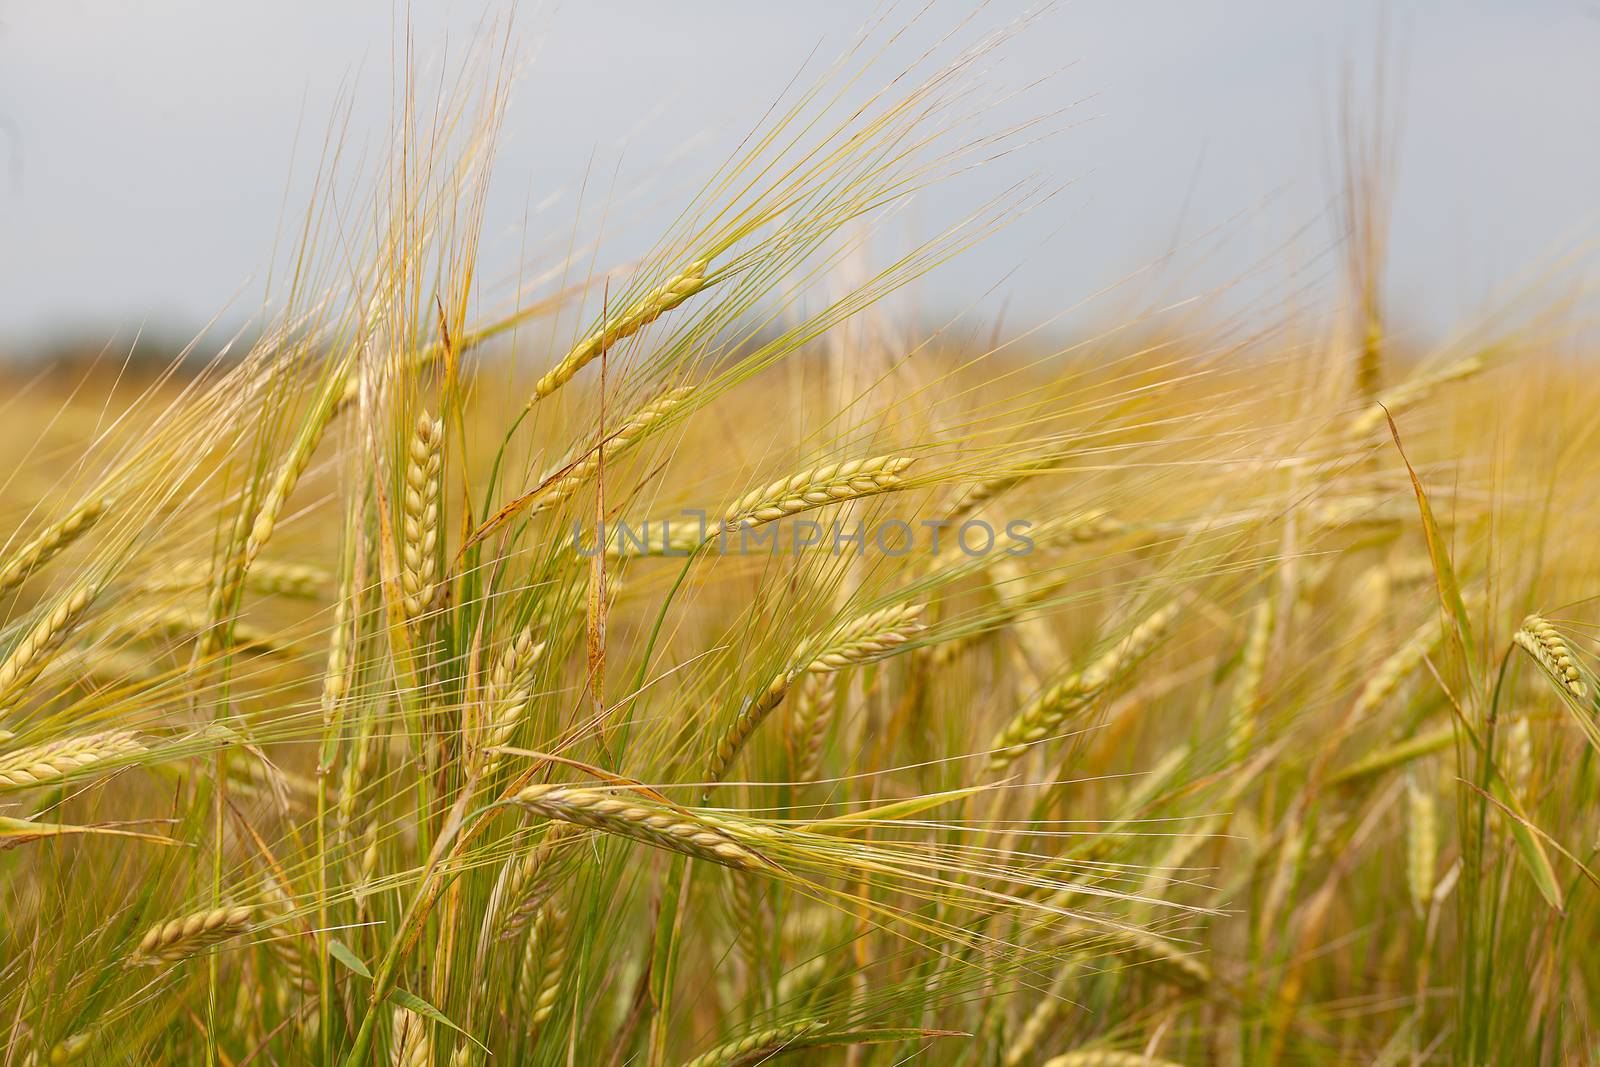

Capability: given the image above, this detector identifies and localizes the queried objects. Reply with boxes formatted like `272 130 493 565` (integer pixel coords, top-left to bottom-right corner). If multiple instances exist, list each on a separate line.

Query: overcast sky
1 1 1596 350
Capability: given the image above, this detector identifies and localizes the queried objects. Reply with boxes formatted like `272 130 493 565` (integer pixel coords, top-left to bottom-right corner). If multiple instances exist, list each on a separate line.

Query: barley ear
401 412 444 622
129 905 253 965
0 497 110 594
532 259 713 402
1514 614 1587 699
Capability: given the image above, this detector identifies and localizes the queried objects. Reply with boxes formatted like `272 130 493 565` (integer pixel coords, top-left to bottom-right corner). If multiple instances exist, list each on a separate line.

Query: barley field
3 12 1599 1067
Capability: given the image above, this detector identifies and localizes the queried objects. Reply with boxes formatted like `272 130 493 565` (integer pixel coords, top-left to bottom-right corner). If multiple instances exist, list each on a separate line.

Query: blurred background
1 0 1597 365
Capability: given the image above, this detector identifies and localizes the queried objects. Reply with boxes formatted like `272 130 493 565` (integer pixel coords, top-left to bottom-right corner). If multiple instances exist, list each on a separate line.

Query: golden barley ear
401 412 444 623
988 600 1180 772
128 905 253 965
679 1020 825 1067
1514 614 1587 699
513 785 772 872
0 497 110 594
723 454 915 529
0 581 100 713
531 259 713 403
0 730 145 792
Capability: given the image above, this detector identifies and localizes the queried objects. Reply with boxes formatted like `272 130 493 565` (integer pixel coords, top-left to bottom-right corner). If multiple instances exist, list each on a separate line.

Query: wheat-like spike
123 607 292 658
677 1020 825 1067
260 879 316 997
1350 612 1447 721
1349 354 1486 436
1002 982 1068 1067
727 861 770 990
1042 1051 1188 1067
1514 614 1587 698
352 820 380 903
322 582 354 717
1326 725 1455 788
0 729 145 792
390 1006 431 1067
337 715 376 842
476 628 545 772
1227 596 1274 762
789 671 835 783
1503 716 1534 802
0 581 100 707
401 412 444 621
519 902 570 1029
723 455 914 529
532 260 712 402
514 785 771 871
196 477 261 660
246 412 332 565
1059 920 1212 991
602 520 707 558
144 559 333 600
22 1032 93 1067
709 603 923 783
129 905 253 965
799 603 926 671
0 497 110 594
706 676 793 785
988 601 1181 771
499 823 583 940
1406 776 1437 917
530 386 694 517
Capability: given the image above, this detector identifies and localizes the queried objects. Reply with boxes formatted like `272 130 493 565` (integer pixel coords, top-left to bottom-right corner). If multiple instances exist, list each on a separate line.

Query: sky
0 1 1596 351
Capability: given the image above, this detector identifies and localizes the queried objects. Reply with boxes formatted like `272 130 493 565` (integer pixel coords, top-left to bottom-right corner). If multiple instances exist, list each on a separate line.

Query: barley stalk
1058 920 1213 991
1503 716 1534 801
401 412 444 622
513 785 771 871
498 823 582 940
0 729 144 792
1514 614 1587 698
246 376 338 565
129 905 253 964
532 259 712 402
144 559 332 599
